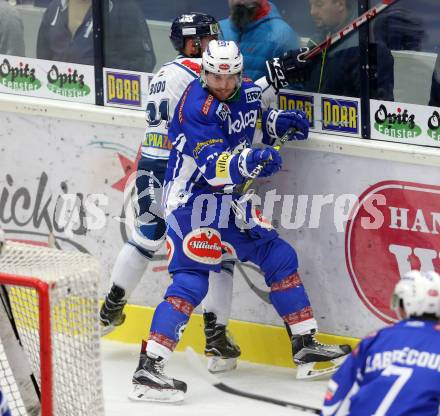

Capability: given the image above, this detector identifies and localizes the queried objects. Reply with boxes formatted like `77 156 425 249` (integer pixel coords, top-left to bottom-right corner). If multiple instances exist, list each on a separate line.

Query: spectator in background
37 0 156 72
220 0 299 80
429 54 440 107
372 4 425 52
303 0 394 99
0 0 25 56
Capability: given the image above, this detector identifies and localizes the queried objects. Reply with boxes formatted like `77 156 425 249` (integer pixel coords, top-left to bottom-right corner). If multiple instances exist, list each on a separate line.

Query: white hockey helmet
391 270 440 319
201 40 243 86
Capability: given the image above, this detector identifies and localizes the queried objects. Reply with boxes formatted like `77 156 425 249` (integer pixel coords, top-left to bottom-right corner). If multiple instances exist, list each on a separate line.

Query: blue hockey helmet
170 13 220 53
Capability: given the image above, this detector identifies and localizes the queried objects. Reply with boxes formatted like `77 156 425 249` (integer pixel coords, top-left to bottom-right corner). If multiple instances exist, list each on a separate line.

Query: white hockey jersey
141 56 202 160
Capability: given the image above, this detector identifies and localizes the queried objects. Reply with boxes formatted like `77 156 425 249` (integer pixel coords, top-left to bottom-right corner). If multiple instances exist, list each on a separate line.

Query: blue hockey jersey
322 319 440 416
164 78 268 215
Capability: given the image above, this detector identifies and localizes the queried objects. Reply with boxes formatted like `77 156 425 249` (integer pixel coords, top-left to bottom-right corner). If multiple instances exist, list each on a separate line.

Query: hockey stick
185 347 321 414
305 0 401 60
235 127 295 195
229 128 295 223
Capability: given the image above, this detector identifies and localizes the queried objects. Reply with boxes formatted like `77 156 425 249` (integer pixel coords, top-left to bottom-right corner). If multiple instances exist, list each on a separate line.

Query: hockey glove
265 47 312 93
263 109 310 142
239 147 282 179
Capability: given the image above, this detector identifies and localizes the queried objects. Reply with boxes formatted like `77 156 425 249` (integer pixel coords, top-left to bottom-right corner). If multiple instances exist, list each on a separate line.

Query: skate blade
128 384 184 403
99 315 126 337
100 322 116 337
207 356 237 373
295 355 348 380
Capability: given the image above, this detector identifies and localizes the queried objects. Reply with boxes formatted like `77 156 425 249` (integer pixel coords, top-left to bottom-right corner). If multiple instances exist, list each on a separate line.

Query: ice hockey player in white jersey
99 13 242 373
322 270 440 416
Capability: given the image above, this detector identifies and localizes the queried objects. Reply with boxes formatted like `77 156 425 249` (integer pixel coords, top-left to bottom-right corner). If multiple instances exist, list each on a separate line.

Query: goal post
0 240 105 416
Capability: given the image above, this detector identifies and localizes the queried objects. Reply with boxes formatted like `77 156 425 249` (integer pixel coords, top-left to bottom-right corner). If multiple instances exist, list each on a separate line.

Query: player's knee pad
164 271 210 307
130 218 166 253
259 238 299 287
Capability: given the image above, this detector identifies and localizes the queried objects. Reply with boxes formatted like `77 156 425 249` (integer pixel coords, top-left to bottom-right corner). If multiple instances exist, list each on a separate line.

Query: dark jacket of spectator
0 0 25 56
37 0 156 72
304 7 394 100
429 55 440 107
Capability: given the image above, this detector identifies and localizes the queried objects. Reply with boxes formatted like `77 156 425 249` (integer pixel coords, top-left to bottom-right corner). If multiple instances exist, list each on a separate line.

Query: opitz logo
228 110 258 134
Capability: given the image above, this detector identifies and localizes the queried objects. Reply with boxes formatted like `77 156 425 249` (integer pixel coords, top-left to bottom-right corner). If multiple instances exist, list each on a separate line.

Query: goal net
0 241 104 416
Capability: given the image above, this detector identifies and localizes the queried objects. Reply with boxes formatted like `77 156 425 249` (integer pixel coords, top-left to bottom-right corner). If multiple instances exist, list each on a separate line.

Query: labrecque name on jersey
365 348 440 373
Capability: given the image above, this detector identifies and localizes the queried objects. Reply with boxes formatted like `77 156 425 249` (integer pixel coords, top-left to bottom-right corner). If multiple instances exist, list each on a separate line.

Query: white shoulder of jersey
255 76 278 111
142 57 202 160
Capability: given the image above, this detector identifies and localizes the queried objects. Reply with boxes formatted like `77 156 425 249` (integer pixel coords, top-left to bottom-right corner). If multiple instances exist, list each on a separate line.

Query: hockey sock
269 272 318 334
203 263 234 326
110 242 153 299
147 296 194 360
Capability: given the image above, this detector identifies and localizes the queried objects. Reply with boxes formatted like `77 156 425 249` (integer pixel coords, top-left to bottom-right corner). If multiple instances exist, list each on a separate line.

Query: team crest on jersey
166 237 175 263
202 94 214 116
183 228 222 264
245 87 262 104
216 103 230 122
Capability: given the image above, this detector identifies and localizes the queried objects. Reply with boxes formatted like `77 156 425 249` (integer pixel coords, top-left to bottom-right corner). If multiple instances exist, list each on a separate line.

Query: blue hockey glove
263 108 310 142
239 147 282 179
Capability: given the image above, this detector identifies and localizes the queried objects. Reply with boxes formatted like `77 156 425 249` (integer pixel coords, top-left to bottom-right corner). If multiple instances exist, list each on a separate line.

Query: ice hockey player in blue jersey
322 270 440 416
99 13 242 373
128 39 351 403
0 389 11 416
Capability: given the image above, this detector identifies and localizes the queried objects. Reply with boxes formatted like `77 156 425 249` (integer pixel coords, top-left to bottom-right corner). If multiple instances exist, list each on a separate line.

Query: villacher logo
47 65 90 98
374 104 421 139
0 59 41 92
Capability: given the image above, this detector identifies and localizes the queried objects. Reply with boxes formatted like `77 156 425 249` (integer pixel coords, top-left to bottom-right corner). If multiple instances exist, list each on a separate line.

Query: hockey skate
128 344 187 403
99 285 127 336
292 330 352 380
203 312 241 373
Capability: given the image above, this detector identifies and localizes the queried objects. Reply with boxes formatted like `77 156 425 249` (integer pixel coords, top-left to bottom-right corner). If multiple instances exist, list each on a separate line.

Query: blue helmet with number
170 13 220 53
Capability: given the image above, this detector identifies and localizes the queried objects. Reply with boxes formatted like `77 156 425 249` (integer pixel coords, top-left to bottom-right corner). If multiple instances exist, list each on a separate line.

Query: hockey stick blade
185 347 321 414
305 0 401 60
